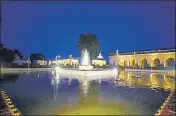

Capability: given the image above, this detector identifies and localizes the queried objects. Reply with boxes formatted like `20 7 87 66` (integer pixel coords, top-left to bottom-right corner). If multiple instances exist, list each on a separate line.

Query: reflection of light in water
55 72 60 79
68 78 72 85
98 79 102 84
37 73 40 78
119 71 126 80
52 74 60 101
81 79 90 97
150 73 160 88
52 70 55 75
51 79 54 85
127 72 136 87
127 72 134 80
137 76 150 87
114 70 175 91
163 75 175 90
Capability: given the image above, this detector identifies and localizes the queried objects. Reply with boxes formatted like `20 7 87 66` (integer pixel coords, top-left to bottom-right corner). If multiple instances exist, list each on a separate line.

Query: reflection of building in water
127 72 136 86
127 72 134 80
116 71 175 91
119 70 126 80
51 74 60 101
137 75 150 87
163 75 175 90
150 73 161 88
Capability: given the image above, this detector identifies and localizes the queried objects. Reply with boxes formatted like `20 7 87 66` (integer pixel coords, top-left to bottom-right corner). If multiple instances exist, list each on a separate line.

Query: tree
77 32 101 60
0 44 24 68
0 44 3 68
29 53 46 67
0 48 15 63
13 49 23 60
0 43 3 50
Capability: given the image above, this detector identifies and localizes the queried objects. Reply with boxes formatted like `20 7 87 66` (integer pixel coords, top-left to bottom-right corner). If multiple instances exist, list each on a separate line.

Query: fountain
79 49 93 70
55 49 117 77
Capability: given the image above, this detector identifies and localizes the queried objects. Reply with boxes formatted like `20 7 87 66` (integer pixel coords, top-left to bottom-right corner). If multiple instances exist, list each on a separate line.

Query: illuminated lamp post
42 57 45 67
27 58 30 73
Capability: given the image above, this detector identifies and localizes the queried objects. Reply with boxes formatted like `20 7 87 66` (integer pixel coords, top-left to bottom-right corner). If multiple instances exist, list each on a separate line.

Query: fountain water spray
79 49 93 70
81 49 91 66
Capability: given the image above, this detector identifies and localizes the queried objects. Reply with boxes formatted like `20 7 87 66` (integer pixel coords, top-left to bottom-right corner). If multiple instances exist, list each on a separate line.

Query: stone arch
164 57 175 67
129 57 136 67
151 58 160 67
119 60 126 67
138 58 148 68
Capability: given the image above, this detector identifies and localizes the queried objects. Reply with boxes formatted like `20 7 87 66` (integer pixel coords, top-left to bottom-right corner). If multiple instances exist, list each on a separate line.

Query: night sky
1 1 175 60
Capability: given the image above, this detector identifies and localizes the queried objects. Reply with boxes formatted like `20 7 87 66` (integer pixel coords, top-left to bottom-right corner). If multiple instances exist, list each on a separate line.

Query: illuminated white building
92 51 106 66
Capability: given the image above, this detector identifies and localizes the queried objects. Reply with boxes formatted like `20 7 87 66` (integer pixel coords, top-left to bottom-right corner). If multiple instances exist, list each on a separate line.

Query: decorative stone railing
0 88 22 115
0 68 53 73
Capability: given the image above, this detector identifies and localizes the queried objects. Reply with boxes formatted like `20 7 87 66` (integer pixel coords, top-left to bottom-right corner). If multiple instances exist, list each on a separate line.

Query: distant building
92 51 106 66
49 53 107 67
33 60 47 65
109 47 175 68
48 55 79 67
12 54 30 65
48 60 57 66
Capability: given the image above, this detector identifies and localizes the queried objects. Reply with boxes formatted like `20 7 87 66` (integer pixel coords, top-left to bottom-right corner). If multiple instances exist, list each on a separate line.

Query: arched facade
129 58 135 67
109 51 175 68
119 60 126 67
92 59 106 66
150 58 160 67
164 57 175 67
48 56 79 66
138 58 148 68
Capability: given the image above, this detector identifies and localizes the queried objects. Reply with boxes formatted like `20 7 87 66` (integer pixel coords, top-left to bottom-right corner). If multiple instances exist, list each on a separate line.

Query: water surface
0 70 175 115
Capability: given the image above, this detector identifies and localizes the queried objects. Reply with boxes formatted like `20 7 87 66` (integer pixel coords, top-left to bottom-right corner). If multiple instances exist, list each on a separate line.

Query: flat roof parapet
109 47 175 56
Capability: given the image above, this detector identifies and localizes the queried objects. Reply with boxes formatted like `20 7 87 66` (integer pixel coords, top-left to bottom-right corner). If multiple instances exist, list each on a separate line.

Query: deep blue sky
2 1 175 60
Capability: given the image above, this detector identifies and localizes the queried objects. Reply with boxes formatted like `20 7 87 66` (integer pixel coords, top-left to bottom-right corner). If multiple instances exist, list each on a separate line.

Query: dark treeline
0 44 23 68
0 44 47 68
77 32 101 60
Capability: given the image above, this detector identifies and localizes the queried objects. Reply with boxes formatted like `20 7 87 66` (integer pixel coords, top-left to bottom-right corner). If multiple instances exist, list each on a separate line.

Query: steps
0 87 22 115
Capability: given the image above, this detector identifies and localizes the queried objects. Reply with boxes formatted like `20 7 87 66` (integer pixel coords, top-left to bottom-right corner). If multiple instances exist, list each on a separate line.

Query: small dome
69 54 73 58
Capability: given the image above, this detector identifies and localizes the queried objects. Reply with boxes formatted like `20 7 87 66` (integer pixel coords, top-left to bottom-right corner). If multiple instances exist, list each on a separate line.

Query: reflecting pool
0 70 175 115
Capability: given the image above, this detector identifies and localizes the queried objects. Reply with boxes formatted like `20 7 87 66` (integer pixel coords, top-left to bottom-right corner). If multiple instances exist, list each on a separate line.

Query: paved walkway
0 88 22 115
157 90 175 116
0 91 12 115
